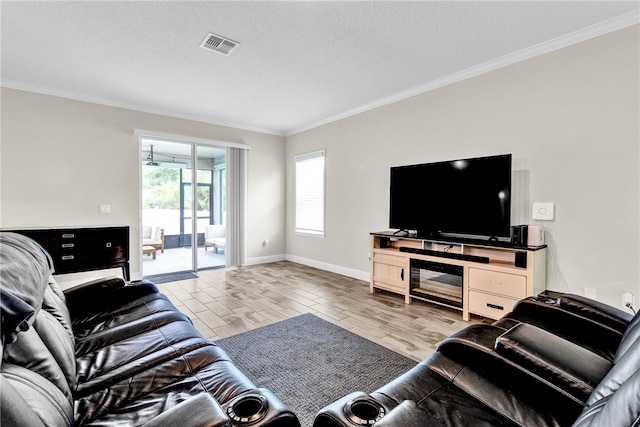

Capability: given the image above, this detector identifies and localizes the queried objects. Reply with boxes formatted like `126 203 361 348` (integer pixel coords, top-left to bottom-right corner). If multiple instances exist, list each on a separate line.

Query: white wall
1 25 638 311
0 88 286 277
286 25 640 310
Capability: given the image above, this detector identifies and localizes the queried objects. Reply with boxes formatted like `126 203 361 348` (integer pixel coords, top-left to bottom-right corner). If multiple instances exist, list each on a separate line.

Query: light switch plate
532 202 554 220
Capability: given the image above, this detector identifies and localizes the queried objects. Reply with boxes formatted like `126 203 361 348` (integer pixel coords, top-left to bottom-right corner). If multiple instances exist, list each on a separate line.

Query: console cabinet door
372 252 407 294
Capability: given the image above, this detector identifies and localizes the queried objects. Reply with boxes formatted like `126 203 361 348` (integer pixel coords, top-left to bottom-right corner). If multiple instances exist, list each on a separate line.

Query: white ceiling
2 1 638 136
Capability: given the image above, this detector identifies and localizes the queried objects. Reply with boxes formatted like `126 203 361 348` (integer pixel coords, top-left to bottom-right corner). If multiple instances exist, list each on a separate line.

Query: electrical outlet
99 204 111 214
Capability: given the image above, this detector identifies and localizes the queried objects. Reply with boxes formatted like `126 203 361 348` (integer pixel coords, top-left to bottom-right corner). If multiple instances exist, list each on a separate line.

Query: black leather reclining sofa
314 293 640 426
0 232 300 427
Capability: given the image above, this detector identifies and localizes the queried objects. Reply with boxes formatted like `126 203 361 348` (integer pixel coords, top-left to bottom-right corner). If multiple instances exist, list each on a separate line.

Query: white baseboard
139 253 369 283
284 254 370 282
245 253 287 266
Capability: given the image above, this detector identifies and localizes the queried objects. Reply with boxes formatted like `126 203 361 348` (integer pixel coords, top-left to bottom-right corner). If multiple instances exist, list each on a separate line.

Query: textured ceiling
1 1 638 136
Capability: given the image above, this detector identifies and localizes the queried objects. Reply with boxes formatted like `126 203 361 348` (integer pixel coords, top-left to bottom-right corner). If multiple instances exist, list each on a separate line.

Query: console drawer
373 251 407 267
468 290 519 319
469 268 526 299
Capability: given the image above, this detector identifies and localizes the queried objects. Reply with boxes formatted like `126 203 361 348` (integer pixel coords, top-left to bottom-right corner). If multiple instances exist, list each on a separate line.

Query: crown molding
2 10 637 139
285 11 640 137
0 80 286 137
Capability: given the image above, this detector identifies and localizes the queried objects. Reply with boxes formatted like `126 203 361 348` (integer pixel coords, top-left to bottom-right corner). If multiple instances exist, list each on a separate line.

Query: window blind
295 150 325 236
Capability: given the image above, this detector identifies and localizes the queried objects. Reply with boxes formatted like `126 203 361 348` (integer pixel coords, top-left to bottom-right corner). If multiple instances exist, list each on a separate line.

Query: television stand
370 231 547 321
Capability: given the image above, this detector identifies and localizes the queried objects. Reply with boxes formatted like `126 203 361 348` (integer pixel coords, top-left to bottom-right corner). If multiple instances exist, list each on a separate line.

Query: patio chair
204 224 225 253
142 225 165 253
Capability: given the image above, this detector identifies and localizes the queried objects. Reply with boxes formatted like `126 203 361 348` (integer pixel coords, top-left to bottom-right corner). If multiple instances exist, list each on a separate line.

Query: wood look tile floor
158 261 488 362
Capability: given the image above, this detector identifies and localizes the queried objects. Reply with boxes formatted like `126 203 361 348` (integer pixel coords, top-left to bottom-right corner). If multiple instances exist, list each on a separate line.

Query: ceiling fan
146 145 160 166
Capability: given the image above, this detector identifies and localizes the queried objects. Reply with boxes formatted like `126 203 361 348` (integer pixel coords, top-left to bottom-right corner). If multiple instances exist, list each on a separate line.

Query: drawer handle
487 303 504 311
62 233 75 238
400 268 404 281
61 243 74 248
61 255 75 260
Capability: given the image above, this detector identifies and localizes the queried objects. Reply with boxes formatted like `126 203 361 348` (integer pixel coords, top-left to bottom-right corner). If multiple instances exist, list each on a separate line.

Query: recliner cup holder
227 394 269 424
344 397 385 426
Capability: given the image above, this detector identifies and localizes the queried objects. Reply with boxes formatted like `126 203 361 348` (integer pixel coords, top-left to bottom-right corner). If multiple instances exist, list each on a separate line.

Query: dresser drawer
468 290 519 320
10 226 130 279
468 268 527 299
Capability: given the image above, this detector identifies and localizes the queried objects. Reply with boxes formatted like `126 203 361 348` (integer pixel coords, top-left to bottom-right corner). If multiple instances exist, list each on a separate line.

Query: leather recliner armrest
556 294 633 332
142 394 230 427
226 388 301 427
373 400 444 427
438 324 604 405
495 323 612 403
500 297 626 361
63 277 159 315
313 391 387 427
63 275 127 297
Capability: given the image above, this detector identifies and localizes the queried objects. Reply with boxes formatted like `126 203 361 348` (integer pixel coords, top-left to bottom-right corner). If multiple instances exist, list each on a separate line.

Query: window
295 150 325 236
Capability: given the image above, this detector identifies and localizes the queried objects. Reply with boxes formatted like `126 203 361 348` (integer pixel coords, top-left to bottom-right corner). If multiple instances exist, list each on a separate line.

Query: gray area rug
217 313 418 427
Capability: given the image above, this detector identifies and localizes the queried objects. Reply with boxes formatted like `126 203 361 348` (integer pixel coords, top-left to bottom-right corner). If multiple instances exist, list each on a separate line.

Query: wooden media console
370 231 546 321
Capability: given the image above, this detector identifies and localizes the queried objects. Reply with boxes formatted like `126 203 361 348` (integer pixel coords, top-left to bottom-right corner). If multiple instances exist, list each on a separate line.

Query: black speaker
515 251 527 268
511 225 528 246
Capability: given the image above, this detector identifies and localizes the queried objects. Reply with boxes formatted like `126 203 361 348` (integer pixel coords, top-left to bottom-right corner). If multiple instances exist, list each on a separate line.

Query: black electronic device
399 246 490 264
389 154 512 240
511 225 528 246
515 251 527 268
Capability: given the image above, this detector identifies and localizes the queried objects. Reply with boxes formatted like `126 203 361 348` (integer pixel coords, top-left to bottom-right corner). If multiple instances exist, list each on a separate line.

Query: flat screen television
389 154 512 240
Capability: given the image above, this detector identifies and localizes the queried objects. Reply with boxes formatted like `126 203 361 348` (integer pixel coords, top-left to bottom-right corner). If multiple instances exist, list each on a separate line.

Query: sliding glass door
141 140 226 277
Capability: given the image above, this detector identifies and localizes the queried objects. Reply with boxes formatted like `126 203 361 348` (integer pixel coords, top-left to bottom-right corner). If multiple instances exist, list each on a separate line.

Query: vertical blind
226 146 247 266
295 150 325 236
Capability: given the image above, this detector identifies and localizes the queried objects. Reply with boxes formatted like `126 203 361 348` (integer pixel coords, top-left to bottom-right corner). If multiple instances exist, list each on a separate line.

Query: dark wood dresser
8 226 130 280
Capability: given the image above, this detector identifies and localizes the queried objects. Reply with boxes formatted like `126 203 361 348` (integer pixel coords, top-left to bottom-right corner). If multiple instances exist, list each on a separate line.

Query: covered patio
141 244 225 276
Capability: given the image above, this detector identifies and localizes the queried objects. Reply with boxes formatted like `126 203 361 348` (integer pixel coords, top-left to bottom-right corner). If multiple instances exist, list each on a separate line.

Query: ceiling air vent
200 33 238 56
